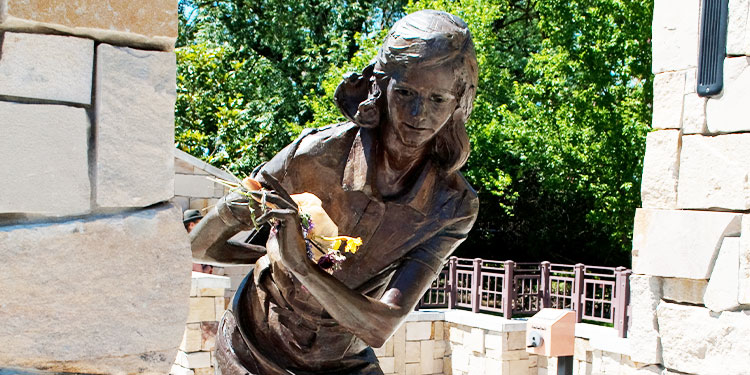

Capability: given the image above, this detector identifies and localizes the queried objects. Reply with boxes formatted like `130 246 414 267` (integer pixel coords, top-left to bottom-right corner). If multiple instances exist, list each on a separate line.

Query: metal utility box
526 308 576 357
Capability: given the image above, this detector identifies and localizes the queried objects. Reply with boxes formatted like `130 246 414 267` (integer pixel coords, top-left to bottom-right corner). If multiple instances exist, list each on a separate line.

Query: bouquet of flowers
211 176 362 274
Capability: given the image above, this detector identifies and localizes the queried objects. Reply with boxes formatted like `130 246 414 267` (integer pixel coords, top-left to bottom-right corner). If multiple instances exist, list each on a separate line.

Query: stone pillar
631 0 750 373
0 1 190 374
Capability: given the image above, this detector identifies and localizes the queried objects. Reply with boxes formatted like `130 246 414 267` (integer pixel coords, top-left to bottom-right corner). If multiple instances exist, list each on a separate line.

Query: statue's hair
355 9 478 174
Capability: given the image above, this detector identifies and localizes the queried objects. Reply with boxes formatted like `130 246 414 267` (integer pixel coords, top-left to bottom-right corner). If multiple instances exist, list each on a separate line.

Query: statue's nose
410 97 423 117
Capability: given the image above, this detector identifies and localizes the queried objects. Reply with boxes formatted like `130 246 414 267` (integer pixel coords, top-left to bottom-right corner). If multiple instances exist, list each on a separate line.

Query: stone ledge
0 0 177 51
191 272 231 290
175 148 238 183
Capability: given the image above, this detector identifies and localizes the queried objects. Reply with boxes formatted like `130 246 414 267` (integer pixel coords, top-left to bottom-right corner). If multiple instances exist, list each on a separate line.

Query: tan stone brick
197 288 224 297
193 368 213 375
420 341 434 374
468 328 485 353
386 337 394 357
405 363 420 375
449 326 464 344
509 359 530 375
373 343 387 357
380 357 396 374
434 321 444 340
406 341 421 363
394 325 406 374
175 158 195 174
179 324 202 352
468 355 484 374
507 331 526 351
406 321 432 341
215 297 226 320
502 349 530 361
200 321 218 351
187 297 215 323
485 332 506 351
433 340 446 359
484 358 502 375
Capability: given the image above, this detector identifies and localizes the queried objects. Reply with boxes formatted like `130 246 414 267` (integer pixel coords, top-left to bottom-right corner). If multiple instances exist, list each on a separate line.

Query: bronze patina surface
190 10 479 374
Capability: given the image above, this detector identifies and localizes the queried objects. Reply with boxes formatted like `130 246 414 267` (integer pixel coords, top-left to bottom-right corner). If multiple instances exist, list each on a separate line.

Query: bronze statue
189 10 479 375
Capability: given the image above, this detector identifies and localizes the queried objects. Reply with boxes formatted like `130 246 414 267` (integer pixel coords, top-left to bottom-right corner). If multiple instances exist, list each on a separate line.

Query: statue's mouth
403 122 429 131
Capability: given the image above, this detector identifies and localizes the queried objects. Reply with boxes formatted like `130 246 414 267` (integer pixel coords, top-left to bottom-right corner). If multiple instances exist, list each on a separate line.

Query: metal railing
418 257 632 338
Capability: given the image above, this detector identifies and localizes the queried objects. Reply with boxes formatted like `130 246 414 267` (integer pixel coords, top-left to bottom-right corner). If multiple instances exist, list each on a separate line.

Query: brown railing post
502 260 515 319
540 261 551 308
448 256 458 309
615 267 631 338
572 263 585 323
471 258 482 313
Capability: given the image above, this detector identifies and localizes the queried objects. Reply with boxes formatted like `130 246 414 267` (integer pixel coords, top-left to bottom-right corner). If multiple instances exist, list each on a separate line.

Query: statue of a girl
190 10 479 375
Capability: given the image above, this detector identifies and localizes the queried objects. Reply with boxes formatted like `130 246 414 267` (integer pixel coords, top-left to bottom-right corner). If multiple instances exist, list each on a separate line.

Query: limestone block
681 93 707 134
684 68 697 94
739 214 750 303
432 359 443 374
1 0 177 50
215 297 226 322
0 203 191 374
180 323 202 352
468 328 485 353
187 297 216 323
640 130 681 209
632 208 741 278
652 71 685 129
170 364 195 375
95 44 176 207
193 368 213 375
507 331 527 351
386 338 395 357
0 32 93 104
652 0 700 73
704 237 741 311
173 196 190 211
468 355 484 374
373 343 386 357
727 0 750 56
677 133 750 210
175 351 211 369
501 350 529 361
189 198 220 211
0 102 90 215
433 321 444 340
509 359 530 375
662 277 707 304
449 326 465 344
200 321 218 351
433 340 446 359
405 363 420 375
175 174 219 198
485 333 505 351
380 357 395 374
657 302 750 375
420 341 434 374
393 324 406 374
406 321 432 341
627 275 662 365
706 57 750 133
451 346 469 373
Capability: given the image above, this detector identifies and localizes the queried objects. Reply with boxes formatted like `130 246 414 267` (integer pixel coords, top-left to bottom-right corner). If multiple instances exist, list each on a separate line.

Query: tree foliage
176 0 653 266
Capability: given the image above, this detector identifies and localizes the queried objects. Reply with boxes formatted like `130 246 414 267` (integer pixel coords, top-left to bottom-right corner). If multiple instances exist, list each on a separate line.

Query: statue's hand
251 188 309 274
216 190 260 229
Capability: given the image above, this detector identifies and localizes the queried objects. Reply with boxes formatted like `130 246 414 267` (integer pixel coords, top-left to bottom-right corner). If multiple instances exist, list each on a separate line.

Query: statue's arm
269 190 478 347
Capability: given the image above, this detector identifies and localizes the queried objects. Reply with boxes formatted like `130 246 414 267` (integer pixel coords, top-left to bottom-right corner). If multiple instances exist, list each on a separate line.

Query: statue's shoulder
442 171 479 219
294 122 359 157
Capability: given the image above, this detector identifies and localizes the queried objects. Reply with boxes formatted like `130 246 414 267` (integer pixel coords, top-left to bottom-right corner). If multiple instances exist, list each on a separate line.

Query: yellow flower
321 236 363 254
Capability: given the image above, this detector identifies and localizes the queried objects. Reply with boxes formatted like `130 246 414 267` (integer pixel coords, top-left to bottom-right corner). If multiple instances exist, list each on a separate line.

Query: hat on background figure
183 209 203 224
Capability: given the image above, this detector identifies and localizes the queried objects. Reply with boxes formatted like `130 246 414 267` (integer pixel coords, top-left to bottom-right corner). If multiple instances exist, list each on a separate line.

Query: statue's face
385 63 457 148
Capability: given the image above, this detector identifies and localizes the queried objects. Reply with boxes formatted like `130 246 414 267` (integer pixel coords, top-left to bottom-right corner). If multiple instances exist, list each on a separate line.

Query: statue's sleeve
402 188 479 275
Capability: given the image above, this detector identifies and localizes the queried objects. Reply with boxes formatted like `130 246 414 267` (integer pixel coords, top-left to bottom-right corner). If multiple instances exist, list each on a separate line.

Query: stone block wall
171 273 231 375
374 310 536 375
172 148 234 213
629 0 750 374
0 1 190 374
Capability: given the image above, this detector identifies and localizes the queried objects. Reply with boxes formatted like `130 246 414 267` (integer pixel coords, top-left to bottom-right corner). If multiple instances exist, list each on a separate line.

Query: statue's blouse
220 122 478 374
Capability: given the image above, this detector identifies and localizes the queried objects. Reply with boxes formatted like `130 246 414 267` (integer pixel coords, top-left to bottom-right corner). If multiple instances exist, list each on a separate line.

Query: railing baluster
572 263 584 323
540 261 551 308
471 258 482 313
502 260 515 318
448 256 458 309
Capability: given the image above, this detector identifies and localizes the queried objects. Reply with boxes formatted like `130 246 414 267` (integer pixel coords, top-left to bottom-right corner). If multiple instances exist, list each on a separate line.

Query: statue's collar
341 127 437 215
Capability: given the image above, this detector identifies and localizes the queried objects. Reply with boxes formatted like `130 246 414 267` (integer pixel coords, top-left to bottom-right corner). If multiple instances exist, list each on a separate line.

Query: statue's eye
430 95 447 104
396 88 413 97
